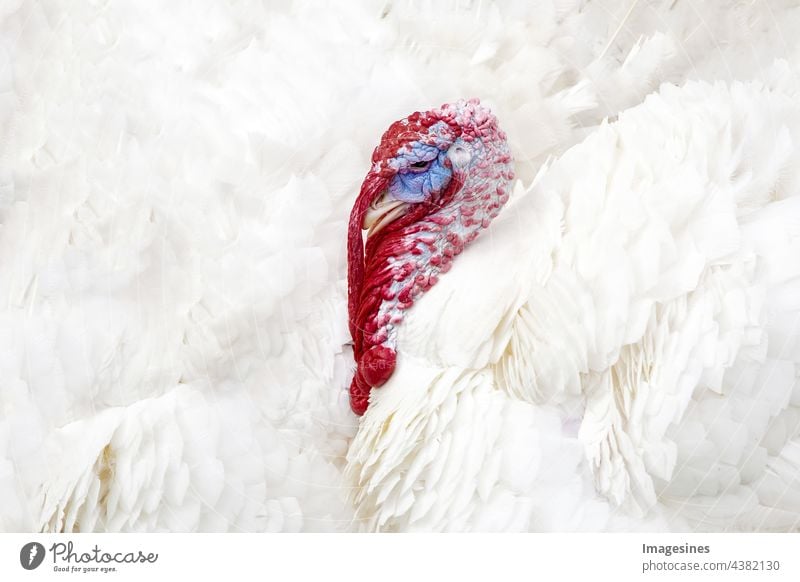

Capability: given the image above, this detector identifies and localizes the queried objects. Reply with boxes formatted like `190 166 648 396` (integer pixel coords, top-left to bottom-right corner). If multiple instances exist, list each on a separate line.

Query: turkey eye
410 160 430 169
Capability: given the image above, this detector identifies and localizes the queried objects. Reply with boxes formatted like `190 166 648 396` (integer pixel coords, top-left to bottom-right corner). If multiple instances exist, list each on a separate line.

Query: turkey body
5 1 800 535
346 81 800 532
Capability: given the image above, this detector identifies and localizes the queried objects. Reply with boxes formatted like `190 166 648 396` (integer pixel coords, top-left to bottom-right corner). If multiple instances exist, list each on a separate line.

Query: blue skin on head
388 142 453 203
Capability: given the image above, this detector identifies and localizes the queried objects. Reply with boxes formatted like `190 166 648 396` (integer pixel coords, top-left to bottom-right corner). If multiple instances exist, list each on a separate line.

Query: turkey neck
350 134 514 414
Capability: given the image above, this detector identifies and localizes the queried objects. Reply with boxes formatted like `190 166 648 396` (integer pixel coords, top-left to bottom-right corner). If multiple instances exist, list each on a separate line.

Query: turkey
346 84 800 532
2 0 800 534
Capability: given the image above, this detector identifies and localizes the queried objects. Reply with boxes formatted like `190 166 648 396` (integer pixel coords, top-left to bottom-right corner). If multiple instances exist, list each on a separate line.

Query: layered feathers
347 81 800 531
1 0 799 532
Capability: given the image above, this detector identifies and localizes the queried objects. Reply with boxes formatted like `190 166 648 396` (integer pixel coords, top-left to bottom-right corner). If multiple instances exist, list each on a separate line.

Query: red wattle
349 372 371 416
348 172 390 347
359 345 396 387
347 181 461 415
349 347 397 416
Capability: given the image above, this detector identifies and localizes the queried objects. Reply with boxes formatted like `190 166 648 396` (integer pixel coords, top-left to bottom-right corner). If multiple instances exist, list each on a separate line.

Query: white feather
348 80 800 531
2 0 800 532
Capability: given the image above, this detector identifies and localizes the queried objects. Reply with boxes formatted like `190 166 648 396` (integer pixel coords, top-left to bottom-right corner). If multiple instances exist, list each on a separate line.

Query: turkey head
348 99 514 415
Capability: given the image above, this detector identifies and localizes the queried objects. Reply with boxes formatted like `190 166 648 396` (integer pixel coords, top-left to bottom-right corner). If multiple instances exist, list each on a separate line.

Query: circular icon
20 542 46 570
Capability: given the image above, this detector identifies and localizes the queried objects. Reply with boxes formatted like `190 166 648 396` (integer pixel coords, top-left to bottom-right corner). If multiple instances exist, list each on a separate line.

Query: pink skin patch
347 99 514 415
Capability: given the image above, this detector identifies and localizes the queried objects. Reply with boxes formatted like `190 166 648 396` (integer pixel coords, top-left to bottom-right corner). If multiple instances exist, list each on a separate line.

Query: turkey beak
363 191 408 237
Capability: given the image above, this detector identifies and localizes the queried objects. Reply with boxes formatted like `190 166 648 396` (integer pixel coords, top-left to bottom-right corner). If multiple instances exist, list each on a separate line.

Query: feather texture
348 80 800 531
1 0 800 532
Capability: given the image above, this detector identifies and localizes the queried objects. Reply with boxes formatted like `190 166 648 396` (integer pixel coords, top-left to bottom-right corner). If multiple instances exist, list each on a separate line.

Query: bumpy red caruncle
347 99 514 415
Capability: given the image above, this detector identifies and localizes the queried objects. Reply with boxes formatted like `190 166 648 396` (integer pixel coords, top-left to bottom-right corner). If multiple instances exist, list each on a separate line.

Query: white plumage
1 0 799 532
348 80 800 531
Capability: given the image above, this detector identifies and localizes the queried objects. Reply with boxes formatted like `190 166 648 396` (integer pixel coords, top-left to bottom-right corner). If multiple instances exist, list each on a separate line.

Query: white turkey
2 0 800 534
345 84 800 532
